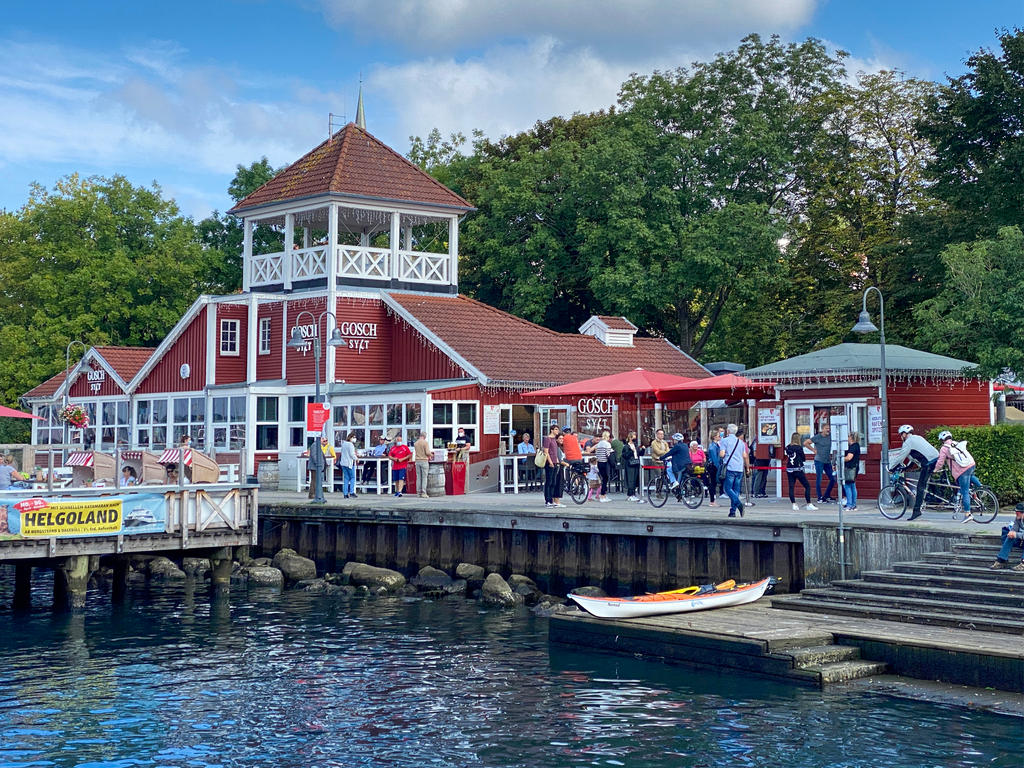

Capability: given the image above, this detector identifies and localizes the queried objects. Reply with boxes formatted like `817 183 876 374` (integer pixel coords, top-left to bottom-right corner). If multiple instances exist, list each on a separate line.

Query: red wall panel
136 307 208 394
214 303 249 385
333 297 392 384
887 380 990 444
255 303 284 381
390 317 466 382
69 362 126 398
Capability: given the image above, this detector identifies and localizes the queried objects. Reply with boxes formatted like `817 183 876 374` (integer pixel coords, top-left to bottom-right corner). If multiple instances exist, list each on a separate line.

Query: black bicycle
562 462 589 505
878 464 999 523
647 466 704 509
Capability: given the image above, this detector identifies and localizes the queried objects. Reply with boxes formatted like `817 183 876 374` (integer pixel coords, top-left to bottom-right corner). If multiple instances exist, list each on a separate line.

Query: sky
0 0 1019 220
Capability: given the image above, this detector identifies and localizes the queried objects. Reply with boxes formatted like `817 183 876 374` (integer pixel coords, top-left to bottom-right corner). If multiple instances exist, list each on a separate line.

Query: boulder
571 585 607 598
456 562 485 581
272 549 317 585
240 565 284 588
182 558 211 579
480 572 523 607
446 579 468 597
342 562 406 592
147 557 186 580
533 597 573 617
411 566 453 594
251 557 274 567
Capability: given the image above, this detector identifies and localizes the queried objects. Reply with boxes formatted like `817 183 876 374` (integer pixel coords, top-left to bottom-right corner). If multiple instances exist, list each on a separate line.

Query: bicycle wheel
681 477 704 509
878 486 908 519
647 475 669 508
566 471 588 505
968 487 999 524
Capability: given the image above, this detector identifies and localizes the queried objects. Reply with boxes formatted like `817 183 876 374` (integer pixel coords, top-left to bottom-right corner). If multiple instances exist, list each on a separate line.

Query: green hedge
926 424 1024 504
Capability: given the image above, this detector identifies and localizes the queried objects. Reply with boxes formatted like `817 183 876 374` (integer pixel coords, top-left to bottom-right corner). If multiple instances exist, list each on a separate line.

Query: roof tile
22 346 155 399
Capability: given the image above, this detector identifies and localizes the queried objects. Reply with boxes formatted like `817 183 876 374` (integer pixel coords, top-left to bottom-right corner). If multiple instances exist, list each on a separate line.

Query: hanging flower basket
58 404 89 429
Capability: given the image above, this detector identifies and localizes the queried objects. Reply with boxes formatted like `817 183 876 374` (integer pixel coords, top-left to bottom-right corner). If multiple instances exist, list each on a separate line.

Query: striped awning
158 449 192 466
66 452 94 467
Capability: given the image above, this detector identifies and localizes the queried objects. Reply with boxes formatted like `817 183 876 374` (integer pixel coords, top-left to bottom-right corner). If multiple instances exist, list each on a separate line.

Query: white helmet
938 430 952 441
897 424 914 436
671 432 685 442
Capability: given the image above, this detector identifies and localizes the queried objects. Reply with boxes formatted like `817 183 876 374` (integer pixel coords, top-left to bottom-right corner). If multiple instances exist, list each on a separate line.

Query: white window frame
220 318 240 356
430 399 479 451
258 317 272 355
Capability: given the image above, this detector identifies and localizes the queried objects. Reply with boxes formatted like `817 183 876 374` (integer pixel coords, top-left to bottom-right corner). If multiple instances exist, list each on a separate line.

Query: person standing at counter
388 436 413 498
414 431 432 499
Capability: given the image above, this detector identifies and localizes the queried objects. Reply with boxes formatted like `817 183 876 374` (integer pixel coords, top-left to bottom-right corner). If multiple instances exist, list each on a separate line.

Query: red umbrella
522 368 698 398
654 373 776 403
0 404 43 420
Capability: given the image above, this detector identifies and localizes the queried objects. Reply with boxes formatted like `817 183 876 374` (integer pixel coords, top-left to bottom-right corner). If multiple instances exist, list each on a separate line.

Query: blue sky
0 0 1019 219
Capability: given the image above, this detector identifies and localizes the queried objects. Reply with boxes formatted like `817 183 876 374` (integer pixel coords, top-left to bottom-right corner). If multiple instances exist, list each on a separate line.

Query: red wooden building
23 123 708 490
743 343 992 499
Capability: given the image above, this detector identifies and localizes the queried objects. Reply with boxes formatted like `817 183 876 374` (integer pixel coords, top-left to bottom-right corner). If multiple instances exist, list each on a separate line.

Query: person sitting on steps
991 503 1024 571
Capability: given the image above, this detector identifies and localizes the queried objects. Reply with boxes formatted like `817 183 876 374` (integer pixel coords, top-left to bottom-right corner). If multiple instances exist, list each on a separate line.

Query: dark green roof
745 343 978 381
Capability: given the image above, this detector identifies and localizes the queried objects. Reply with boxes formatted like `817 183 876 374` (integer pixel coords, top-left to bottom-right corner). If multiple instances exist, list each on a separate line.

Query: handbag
534 450 547 468
844 466 857 482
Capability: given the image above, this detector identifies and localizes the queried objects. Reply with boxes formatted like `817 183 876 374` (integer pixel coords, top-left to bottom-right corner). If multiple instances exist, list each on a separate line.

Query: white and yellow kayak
568 577 773 619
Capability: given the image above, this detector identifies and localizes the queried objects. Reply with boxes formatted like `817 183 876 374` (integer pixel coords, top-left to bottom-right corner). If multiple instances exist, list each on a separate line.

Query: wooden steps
773 542 1024 635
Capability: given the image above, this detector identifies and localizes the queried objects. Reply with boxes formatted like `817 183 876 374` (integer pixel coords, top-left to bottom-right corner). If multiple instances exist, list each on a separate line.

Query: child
586 457 601 501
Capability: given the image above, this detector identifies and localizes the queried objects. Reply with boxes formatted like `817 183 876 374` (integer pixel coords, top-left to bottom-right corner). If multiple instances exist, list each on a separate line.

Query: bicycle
878 464 999 523
647 465 704 509
561 461 589 505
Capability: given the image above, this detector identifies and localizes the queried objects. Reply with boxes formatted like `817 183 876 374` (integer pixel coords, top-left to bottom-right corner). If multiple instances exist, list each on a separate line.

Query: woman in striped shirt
588 430 614 503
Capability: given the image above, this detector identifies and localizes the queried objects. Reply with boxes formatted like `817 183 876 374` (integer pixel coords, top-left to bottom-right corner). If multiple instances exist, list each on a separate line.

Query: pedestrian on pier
719 424 748 518
806 424 836 504
338 434 357 498
414 431 431 499
785 432 816 511
388 436 413 498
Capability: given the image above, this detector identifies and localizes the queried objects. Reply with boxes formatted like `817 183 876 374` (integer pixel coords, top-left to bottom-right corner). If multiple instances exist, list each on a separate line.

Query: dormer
229 123 475 296
579 316 637 347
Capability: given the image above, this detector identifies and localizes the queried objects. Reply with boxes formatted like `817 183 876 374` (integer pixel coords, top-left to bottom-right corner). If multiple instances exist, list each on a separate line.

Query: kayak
568 577 773 619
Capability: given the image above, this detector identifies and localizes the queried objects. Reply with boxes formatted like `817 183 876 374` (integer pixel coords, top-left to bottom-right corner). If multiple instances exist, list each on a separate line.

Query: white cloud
319 0 817 57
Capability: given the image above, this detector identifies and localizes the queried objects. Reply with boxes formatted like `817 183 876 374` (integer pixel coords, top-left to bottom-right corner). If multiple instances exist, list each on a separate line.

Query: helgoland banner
0 493 167 539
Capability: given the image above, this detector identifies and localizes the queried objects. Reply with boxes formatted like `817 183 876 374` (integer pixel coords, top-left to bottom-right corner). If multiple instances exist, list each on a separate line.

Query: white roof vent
578 315 637 347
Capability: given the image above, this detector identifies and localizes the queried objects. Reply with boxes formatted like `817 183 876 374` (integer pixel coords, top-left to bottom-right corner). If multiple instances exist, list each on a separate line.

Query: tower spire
355 80 366 130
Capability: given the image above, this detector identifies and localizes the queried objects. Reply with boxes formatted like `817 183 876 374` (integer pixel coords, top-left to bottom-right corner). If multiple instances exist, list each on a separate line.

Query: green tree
914 227 1024 378
198 157 280 292
0 174 211 430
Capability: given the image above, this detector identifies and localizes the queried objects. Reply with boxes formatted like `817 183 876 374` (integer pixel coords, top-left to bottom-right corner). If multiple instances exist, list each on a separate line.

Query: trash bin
444 461 467 495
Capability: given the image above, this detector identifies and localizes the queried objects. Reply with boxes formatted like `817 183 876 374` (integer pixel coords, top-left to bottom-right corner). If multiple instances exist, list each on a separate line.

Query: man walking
718 424 748 518
414 431 432 499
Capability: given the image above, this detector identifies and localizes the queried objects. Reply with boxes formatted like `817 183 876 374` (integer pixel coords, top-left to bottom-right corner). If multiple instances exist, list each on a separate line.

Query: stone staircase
772 642 889 685
772 541 1024 635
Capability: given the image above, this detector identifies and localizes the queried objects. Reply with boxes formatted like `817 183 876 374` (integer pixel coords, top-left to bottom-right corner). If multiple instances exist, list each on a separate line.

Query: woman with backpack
934 431 979 522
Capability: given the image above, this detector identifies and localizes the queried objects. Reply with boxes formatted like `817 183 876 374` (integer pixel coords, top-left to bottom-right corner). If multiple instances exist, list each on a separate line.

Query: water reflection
0 577 1019 768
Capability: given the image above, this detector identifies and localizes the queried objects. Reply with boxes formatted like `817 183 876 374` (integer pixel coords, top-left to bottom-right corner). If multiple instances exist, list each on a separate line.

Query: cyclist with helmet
888 424 939 521
934 430 980 521
662 432 694 490
560 424 584 467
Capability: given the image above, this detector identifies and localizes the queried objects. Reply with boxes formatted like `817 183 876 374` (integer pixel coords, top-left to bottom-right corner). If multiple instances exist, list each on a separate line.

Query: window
220 319 240 356
431 401 477 449
288 395 317 447
335 400 424 449
98 400 130 451
136 398 169 449
212 395 246 449
256 396 279 450
34 405 63 446
173 396 206 448
259 317 272 355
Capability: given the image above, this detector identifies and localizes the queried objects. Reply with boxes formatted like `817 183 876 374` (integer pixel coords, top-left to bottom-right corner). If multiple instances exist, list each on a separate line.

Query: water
0 577 1020 768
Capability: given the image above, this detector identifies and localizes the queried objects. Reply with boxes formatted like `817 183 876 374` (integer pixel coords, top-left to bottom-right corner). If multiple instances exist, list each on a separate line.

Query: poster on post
0 493 167 540
868 405 883 443
757 407 780 444
483 405 501 435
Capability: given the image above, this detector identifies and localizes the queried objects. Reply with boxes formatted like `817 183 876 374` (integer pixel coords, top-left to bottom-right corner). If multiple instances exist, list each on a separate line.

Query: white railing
292 245 328 280
337 245 390 280
250 252 284 285
398 249 450 284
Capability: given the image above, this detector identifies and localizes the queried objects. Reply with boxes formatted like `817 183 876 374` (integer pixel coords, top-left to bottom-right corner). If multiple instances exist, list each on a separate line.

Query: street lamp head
286 326 306 349
327 328 347 348
852 310 879 334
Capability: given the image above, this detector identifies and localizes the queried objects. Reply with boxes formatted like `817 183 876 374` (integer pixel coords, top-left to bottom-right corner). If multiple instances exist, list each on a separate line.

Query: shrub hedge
926 424 1024 504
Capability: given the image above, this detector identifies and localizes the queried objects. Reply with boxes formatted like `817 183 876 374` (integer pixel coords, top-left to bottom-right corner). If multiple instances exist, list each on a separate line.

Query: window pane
369 429 384 446
174 398 189 421
152 426 167 447
230 397 245 421
334 405 348 426
351 405 366 426
386 404 403 426
212 397 228 423
257 396 278 422
289 396 304 422
137 400 150 423
152 399 167 422
462 428 477 445
256 425 278 450
457 403 476 424
368 404 384 426
137 429 150 447
214 427 227 448
433 403 452 425
117 402 128 423
433 428 452 447
116 427 129 446
191 398 204 420
405 403 421 425
102 402 117 425
290 426 304 447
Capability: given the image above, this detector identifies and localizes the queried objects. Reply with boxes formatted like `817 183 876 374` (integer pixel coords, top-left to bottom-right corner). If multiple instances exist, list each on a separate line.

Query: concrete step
831 578 1024 608
891 561 1024 584
807 659 889 684
950 543 1007 557
798 588 1023 621
771 595 1024 635
920 551 1004 566
784 643 861 667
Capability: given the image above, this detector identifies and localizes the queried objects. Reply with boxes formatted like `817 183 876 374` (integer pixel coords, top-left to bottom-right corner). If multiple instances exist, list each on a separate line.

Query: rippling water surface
0 576 1020 768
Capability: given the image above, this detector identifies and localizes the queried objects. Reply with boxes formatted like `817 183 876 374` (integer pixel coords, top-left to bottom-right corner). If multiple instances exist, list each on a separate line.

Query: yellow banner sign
19 499 122 537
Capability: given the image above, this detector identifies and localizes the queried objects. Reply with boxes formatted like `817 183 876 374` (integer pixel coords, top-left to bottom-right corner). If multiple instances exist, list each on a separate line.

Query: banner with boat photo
0 493 167 540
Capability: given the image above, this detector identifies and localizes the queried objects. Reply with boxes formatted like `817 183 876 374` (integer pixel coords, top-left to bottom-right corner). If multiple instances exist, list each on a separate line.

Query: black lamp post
287 311 346 503
853 287 888 476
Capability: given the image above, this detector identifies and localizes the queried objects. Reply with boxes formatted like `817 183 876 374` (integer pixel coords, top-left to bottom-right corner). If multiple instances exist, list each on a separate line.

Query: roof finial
355 76 366 130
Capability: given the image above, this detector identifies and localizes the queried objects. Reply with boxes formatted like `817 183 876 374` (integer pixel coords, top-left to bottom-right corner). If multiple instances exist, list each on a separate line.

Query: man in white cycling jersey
887 424 939 521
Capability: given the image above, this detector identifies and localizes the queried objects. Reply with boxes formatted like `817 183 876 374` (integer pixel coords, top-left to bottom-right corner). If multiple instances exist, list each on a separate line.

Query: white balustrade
337 245 391 280
398 249 450 284
292 245 328 280
250 252 284 286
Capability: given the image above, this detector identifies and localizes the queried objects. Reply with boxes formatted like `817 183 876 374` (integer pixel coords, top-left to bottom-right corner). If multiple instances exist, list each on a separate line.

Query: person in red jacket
388 435 413 497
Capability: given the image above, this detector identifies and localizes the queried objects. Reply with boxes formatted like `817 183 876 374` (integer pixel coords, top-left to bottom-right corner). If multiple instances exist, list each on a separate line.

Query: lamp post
852 287 888 479
287 311 347 503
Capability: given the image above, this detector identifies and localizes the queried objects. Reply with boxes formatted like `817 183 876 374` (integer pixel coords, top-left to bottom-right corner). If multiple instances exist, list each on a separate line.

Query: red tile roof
22 347 155 399
229 123 473 214
594 316 637 331
387 293 709 387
